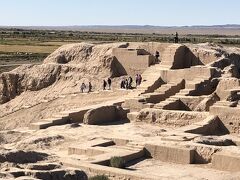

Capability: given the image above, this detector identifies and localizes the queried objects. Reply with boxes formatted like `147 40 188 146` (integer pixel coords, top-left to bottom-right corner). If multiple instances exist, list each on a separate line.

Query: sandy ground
130 158 240 180
0 88 130 130
0 88 239 179
1 42 240 179
1 121 240 180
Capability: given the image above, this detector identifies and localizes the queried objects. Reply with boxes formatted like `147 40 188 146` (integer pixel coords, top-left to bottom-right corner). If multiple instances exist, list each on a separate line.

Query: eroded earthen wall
112 48 155 76
161 44 201 69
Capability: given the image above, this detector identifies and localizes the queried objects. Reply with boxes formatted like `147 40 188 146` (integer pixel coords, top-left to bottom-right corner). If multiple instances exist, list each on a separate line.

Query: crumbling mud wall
161 44 200 69
83 105 127 125
112 48 155 76
0 43 129 104
136 108 208 127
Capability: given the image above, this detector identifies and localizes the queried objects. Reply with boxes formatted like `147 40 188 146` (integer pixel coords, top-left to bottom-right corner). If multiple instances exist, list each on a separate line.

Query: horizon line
0 24 240 28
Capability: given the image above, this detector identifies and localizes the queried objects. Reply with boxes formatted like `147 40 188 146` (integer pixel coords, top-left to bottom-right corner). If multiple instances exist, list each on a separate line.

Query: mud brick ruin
1 42 240 179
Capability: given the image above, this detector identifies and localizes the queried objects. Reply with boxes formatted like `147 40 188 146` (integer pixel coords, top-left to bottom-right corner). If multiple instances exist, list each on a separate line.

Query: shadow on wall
172 46 204 69
186 117 230 136
191 79 220 96
111 57 128 78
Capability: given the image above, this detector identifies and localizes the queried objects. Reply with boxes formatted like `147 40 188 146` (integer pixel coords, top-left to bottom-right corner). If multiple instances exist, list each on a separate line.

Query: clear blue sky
1 0 240 26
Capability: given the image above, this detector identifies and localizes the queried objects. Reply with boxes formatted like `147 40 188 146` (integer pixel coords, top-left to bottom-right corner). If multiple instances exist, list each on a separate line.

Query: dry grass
37 41 80 46
0 44 59 53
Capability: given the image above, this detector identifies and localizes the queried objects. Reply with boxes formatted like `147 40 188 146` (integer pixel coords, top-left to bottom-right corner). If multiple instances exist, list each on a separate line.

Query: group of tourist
120 74 142 90
80 82 92 93
80 77 112 93
80 74 143 93
120 76 133 89
135 74 142 87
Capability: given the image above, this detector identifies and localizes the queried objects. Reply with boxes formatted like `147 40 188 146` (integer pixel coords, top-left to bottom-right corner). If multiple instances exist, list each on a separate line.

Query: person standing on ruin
107 78 112 90
103 80 107 90
139 74 142 85
155 51 160 63
88 82 92 93
135 74 139 87
174 32 179 43
128 76 133 89
125 79 129 90
121 78 125 89
80 82 86 93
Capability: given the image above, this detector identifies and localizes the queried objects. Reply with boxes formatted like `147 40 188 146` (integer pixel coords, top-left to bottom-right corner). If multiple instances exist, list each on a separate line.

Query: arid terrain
4 25 240 35
0 41 240 179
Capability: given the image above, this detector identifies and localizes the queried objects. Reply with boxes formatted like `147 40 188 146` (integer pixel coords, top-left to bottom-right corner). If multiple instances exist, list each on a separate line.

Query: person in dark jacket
88 82 92 93
80 83 86 93
139 75 142 85
125 79 129 89
135 74 139 87
103 80 107 90
121 79 125 89
107 78 112 90
128 76 133 89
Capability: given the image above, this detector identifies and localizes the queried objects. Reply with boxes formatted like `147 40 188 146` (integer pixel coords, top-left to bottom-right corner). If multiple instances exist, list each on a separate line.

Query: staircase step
155 97 178 109
53 114 69 119
143 103 154 108
29 116 70 130
214 101 234 107
51 118 69 125
177 89 192 95
29 121 53 130
168 97 178 101
60 110 80 116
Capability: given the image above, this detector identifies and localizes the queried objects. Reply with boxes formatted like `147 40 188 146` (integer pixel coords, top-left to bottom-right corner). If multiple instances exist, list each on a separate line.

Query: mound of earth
0 131 29 145
2 169 88 180
0 150 48 164
194 136 235 146
0 42 128 105
16 135 65 150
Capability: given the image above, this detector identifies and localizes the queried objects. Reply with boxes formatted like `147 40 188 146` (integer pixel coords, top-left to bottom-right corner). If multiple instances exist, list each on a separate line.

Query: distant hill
1 25 240 36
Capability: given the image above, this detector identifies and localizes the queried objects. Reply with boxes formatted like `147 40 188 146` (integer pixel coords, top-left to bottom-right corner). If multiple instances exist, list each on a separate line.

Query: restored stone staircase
29 115 70 130
213 100 238 107
145 80 184 103
131 63 169 95
154 78 210 110
175 89 195 96
123 80 184 112
177 78 210 96
154 97 180 110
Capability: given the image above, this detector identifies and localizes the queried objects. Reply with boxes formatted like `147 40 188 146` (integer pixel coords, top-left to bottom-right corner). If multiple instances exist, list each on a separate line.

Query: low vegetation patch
110 156 125 169
89 175 110 180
